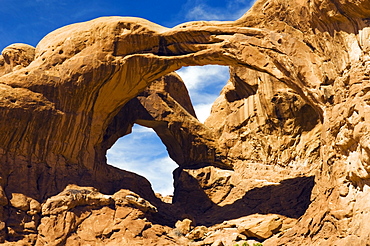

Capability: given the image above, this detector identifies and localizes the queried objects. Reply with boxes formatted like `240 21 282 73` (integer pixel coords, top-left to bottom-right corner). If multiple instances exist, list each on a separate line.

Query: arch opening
105 65 231 197
177 65 230 123
106 124 178 196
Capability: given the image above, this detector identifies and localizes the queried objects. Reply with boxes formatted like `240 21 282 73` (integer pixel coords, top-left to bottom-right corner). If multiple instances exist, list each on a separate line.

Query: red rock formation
1 0 370 245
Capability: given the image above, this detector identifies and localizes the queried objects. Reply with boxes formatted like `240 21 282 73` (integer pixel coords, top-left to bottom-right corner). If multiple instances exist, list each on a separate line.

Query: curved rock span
1 0 370 245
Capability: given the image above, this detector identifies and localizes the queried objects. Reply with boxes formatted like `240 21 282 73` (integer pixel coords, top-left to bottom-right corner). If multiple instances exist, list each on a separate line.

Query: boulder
175 218 193 235
238 214 283 239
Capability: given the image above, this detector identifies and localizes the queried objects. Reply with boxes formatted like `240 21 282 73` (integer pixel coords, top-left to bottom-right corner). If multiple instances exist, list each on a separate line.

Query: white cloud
177 65 229 122
106 125 178 196
177 65 229 90
193 103 214 123
185 0 256 21
186 5 223 21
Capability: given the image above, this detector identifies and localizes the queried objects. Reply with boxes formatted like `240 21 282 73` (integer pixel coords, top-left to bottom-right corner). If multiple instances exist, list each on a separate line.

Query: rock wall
1 0 370 245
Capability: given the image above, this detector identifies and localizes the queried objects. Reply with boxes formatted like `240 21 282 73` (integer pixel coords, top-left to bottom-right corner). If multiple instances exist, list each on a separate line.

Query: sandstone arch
1 0 370 244
0 15 323 198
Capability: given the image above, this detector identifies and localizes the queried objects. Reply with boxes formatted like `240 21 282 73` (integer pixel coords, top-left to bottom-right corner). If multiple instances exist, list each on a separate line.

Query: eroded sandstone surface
1 0 370 245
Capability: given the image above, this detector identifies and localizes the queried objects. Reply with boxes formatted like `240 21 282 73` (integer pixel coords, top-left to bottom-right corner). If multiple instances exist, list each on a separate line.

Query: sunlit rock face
1 0 370 244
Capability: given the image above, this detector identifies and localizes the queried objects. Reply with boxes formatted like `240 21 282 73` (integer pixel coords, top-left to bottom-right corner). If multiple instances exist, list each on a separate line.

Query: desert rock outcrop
1 0 370 245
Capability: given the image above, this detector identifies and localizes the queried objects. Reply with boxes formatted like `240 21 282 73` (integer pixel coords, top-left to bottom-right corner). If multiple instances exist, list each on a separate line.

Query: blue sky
0 0 255 195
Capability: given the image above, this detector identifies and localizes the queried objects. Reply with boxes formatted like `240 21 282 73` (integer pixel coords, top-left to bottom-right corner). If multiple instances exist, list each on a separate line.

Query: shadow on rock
170 171 315 226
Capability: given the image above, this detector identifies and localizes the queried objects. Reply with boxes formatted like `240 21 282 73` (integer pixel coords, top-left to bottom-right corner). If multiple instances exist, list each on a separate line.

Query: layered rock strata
0 0 370 245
